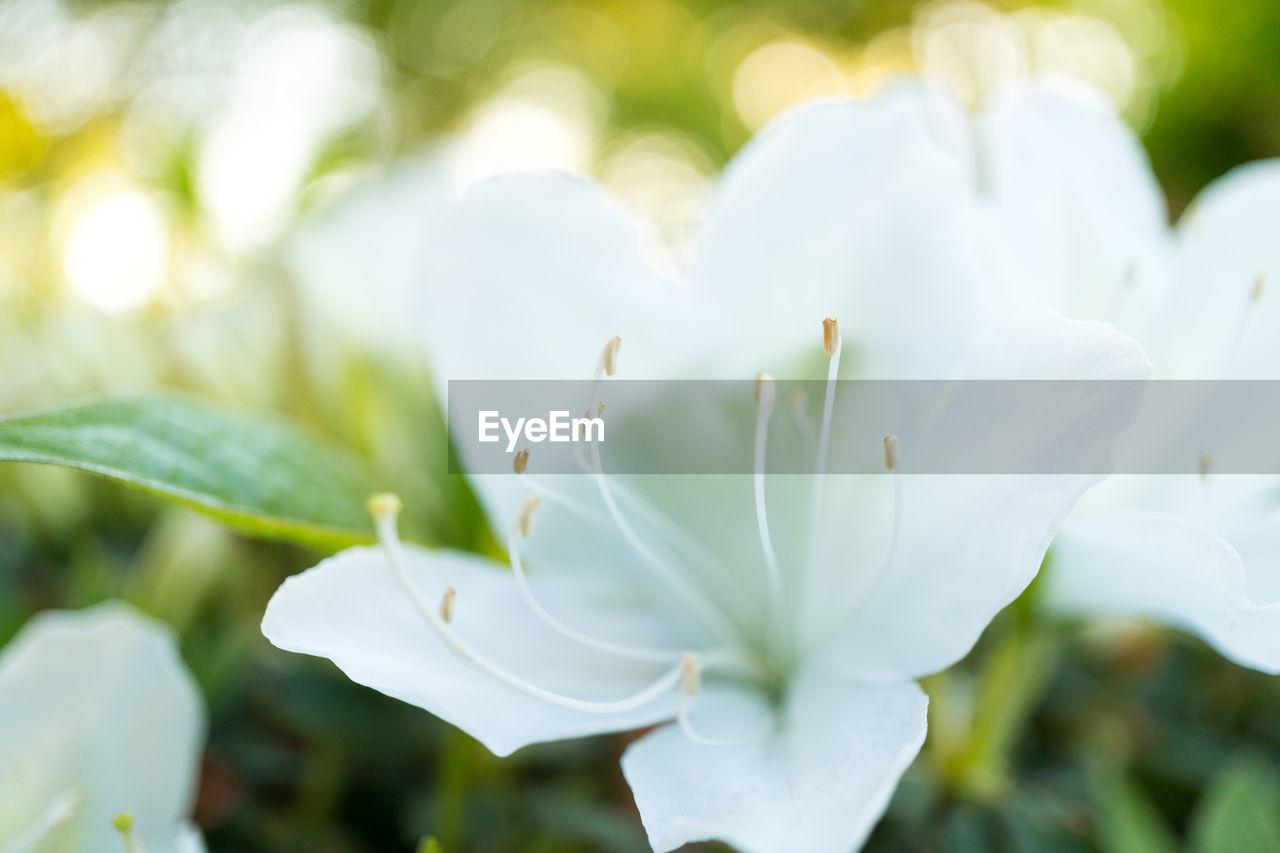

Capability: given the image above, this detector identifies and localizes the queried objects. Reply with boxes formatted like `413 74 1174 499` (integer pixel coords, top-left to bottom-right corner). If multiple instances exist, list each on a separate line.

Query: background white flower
0 601 206 853
899 77 1280 673
267 90 1149 852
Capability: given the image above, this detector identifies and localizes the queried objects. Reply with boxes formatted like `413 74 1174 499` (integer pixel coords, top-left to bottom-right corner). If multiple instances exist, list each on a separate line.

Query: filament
507 500 690 664
372 498 687 715
752 373 786 634
588 440 740 642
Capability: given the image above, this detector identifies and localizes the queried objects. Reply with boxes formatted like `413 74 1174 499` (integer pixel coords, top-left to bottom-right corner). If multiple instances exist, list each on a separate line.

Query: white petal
0 602 205 853
1160 159 1280 377
288 156 457 350
691 87 987 377
421 170 692 382
809 309 1151 682
978 82 1173 326
622 668 927 853
262 545 689 757
293 161 690 382
1046 510 1280 673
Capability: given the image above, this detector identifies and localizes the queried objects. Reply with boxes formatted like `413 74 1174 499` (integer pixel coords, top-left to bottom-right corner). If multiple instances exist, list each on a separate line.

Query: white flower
0 602 206 853
904 78 1280 672
266 90 1149 852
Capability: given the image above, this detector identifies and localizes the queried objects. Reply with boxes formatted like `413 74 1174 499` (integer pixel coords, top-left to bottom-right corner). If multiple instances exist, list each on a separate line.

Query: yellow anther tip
679 653 701 695
754 372 777 414
366 493 403 517
112 813 135 834
603 335 622 376
883 434 900 471
822 316 840 357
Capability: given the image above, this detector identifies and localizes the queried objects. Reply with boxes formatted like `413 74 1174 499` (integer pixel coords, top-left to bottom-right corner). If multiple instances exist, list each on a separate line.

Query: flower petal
807 308 1151 682
1160 159 1280 377
262 545 690 757
294 160 691 382
691 87 986 377
622 668 927 853
978 82 1173 325
420 170 698 381
0 602 205 853
1045 510 1280 673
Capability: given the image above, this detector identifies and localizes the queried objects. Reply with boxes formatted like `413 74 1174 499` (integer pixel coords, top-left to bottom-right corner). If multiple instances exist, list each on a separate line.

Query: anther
884 434 900 471
1124 262 1137 286
679 653 701 695
755 372 776 415
597 400 605 416
603 335 622 376
518 495 541 537
822 316 840 357
367 493 403 518
113 813 142 853
513 448 530 474
439 587 456 623
1199 453 1212 481
1253 273 1265 302
374 493 694 714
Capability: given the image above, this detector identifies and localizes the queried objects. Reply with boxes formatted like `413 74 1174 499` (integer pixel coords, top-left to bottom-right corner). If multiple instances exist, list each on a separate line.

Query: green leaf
1088 760 1178 853
0 396 377 549
1192 756 1280 853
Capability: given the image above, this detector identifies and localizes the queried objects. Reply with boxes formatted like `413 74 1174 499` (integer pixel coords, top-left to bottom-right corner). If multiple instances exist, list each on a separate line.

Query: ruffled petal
1159 159 1280 377
977 82 1173 327
810 309 1151 682
691 86 987 378
1046 510 1280 673
262 545 692 757
622 667 927 853
0 602 205 853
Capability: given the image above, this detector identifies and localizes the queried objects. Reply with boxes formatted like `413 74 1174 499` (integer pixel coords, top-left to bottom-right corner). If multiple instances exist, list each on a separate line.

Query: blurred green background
1 0 1279 850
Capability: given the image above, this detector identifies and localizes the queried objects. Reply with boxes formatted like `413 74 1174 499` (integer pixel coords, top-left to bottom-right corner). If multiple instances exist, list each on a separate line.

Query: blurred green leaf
1088 760 1178 853
0 396 376 549
1191 757 1280 853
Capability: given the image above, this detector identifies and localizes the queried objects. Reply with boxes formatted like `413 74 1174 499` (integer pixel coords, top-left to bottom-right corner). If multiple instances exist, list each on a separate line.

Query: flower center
374 328 905 742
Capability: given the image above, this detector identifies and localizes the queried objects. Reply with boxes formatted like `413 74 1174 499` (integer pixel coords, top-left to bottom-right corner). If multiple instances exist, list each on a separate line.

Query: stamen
518 494 541 537
529 473 753 619
587 440 741 642
803 316 843 596
439 586 456 623
822 316 840 357
754 372 776 413
854 435 905 611
789 389 816 446
7 789 81 853
752 373 786 622
513 448 530 474
112 813 143 853
675 664 775 747
602 335 622 375
680 652 701 694
369 495 692 715
506 499 693 664
1200 452 1212 482
815 317 842 481
1220 274 1267 372
884 433 900 471
1123 262 1137 287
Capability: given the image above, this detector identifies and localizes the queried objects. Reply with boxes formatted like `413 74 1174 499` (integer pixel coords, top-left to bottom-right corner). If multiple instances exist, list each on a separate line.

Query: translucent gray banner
446 380 1280 475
